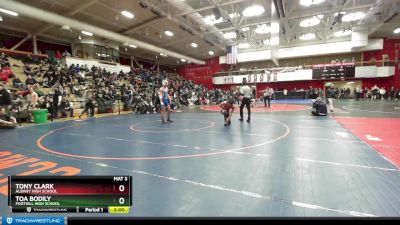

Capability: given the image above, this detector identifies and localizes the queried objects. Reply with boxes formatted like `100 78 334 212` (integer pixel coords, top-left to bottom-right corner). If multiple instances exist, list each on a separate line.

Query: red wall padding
1 35 71 57
363 38 400 88
176 57 229 89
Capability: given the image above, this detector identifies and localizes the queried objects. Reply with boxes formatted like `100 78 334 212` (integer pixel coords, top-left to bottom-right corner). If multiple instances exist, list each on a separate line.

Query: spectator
0 83 11 110
269 88 275 100
27 86 38 109
0 106 17 128
283 88 288 100
355 85 362 101
51 86 62 120
25 75 37 86
389 86 395 100
363 87 369 100
79 95 95 119
380 87 386 100
39 96 52 112
12 75 25 89
260 87 271 108
60 99 74 118
371 85 379 100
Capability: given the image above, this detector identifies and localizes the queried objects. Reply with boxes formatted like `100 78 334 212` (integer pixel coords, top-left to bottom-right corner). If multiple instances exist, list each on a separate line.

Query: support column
32 35 38 54
70 43 75 57
10 34 32 50
270 0 280 66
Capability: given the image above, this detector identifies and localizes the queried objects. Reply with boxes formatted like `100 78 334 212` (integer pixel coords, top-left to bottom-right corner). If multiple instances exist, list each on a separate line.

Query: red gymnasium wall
176 57 229 89
0 34 71 58
362 38 400 88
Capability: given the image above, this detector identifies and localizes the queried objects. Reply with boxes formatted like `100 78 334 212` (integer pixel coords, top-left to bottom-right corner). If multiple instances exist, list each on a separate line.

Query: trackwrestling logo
2 217 64 225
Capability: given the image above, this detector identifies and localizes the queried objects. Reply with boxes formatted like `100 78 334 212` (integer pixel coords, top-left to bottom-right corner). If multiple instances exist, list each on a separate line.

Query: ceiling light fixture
255 24 271 34
191 43 198 48
208 51 214 55
342 12 365 22
0 8 18 16
223 32 237 39
299 33 316 40
129 44 137 48
203 14 223 25
165 30 174 36
81 31 93 36
299 0 325 7
334 12 346 17
333 30 351 37
243 5 265 17
121 10 134 19
299 17 320 27
181 59 186 62
394 28 400 34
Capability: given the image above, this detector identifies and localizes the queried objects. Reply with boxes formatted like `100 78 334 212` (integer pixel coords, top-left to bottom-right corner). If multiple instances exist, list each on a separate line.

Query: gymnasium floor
1 99 400 217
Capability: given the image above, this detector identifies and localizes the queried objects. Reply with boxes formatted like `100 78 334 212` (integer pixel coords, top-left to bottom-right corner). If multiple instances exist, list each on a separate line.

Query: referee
239 78 252 122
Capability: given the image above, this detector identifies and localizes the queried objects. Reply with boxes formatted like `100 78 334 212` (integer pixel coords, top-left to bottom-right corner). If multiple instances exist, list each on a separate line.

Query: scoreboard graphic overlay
8 176 132 214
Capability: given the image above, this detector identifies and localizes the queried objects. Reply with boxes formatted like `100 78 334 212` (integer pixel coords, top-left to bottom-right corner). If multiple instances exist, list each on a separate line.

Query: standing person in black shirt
51 86 62 120
389 86 395 100
0 83 11 112
79 95 95 119
239 78 252 122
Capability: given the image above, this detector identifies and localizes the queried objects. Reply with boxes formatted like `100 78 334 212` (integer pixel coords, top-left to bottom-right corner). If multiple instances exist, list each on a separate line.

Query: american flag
226 45 237 64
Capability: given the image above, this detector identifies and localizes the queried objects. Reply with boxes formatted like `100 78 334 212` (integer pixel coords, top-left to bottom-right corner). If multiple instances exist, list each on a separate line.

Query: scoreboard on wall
8 176 132 214
312 62 355 80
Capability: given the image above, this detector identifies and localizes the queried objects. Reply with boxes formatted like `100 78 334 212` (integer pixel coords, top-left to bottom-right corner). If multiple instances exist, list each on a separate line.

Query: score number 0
118 184 126 205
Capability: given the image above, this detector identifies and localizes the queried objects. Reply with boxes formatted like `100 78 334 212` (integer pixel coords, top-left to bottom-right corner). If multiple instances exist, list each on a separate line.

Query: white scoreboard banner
213 66 394 85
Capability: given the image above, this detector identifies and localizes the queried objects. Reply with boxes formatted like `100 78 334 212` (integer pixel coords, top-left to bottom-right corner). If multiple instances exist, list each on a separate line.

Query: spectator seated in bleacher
25 75 37 86
12 75 25 89
0 106 17 128
8 103 33 124
0 53 11 68
2 52 217 124
0 83 11 110
59 99 74 118
0 72 9 83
